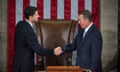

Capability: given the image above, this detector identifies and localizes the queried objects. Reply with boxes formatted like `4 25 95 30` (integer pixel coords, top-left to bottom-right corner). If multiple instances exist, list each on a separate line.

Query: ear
85 18 89 22
29 16 33 20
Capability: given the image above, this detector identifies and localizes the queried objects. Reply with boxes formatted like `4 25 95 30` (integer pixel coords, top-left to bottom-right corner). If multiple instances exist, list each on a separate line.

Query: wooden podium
47 66 83 72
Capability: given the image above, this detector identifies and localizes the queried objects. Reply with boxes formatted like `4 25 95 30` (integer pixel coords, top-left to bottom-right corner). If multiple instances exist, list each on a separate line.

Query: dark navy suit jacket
63 24 102 72
13 21 53 72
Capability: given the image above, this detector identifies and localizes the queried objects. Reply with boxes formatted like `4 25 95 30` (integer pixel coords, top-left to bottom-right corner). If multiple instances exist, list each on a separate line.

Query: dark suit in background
62 24 102 72
13 21 53 72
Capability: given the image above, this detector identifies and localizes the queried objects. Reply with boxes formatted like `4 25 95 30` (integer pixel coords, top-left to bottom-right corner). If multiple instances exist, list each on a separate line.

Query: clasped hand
54 46 63 56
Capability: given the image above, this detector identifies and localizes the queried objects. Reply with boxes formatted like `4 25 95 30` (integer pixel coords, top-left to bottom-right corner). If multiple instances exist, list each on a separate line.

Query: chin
81 26 85 29
35 20 38 22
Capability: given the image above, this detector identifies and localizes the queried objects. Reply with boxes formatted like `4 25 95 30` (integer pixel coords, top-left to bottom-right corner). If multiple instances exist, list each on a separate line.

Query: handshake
54 46 63 56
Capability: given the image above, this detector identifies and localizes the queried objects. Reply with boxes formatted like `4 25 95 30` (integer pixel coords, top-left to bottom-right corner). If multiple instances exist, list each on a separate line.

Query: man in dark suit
55 10 103 72
13 6 55 72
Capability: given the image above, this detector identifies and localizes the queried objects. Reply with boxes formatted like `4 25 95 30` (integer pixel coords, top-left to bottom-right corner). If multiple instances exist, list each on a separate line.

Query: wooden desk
47 66 83 72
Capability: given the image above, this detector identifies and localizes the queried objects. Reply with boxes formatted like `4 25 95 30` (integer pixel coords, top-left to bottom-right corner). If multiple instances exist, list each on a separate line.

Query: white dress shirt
26 19 33 28
83 22 93 38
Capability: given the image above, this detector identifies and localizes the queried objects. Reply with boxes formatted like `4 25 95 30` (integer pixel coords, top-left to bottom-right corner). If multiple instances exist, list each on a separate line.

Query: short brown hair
79 10 92 22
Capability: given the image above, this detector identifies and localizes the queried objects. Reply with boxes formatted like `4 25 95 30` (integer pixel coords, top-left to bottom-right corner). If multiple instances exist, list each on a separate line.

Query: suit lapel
25 20 35 31
79 24 95 47
77 29 84 43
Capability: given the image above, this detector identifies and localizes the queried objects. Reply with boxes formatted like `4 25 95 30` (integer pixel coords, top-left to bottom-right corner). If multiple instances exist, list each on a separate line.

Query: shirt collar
84 22 93 33
25 19 33 27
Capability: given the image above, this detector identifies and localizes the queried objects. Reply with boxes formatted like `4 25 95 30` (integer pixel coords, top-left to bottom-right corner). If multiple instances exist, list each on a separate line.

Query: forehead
78 14 84 18
35 11 38 13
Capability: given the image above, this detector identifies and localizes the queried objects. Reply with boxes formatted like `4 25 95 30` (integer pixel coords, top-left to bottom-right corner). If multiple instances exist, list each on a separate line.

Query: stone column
0 0 8 72
100 0 118 72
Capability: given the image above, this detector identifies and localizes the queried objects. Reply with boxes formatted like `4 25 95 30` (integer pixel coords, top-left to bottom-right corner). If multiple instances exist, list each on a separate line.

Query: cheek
80 21 83 25
35 16 38 19
80 22 85 27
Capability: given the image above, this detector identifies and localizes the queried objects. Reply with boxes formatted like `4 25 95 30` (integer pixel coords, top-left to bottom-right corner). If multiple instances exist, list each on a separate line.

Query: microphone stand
62 45 68 71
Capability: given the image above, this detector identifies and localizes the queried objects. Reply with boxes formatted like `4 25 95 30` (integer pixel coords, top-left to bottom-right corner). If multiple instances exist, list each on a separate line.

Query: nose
78 20 80 24
38 15 40 18
37 15 40 19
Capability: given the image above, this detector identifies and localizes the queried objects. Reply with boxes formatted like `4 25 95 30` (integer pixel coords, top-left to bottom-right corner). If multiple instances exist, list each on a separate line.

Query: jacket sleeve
90 31 102 71
24 25 54 56
62 34 78 53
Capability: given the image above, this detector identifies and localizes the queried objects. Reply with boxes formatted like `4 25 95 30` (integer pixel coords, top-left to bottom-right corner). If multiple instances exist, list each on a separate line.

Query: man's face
31 11 40 22
78 14 89 29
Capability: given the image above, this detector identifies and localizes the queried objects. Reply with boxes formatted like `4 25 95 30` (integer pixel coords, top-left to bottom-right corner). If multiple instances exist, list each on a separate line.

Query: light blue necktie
32 24 36 32
82 30 87 39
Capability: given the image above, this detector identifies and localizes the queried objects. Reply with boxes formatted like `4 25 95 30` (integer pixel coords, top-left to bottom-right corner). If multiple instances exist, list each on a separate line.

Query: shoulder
16 20 28 27
93 27 101 36
15 20 33 33
16 20 31 29
92 26 102 40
